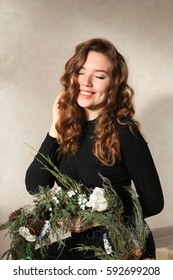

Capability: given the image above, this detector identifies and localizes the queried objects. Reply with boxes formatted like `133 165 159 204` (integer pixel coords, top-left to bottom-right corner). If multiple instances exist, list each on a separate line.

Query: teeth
80 91 93 96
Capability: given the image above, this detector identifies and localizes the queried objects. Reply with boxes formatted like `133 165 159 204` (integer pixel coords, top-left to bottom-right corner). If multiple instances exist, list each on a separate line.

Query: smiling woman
25 38 164 260
77 51 112 120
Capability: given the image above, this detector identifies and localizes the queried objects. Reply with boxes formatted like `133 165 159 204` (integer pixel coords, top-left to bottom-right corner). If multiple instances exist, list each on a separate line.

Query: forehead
82 51 112 73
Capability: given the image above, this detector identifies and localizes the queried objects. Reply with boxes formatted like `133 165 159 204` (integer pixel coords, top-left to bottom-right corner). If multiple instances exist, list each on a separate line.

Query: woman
25 38 164 259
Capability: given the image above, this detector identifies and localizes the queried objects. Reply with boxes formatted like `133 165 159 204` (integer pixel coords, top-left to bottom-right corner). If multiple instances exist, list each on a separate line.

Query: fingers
57 217 96 233
49 92 64 138
70 221 96 233
54 93 62 107
54 91 64 105
57 220 64 227
52 93 62 123
53 94 60 113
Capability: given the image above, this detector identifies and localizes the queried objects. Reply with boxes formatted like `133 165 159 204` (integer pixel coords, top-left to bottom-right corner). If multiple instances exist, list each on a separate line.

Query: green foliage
0 150 149 260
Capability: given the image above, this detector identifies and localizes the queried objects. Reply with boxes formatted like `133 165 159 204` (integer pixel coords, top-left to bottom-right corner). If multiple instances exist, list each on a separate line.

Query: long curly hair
56 38 139 166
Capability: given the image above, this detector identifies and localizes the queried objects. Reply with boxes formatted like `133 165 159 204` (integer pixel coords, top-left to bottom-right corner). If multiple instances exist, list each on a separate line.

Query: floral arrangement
0 151 149 260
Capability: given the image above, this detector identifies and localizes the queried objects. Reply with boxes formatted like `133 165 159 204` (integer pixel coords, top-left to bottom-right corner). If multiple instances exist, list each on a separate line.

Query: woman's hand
57 217 96 233
49 92 63 138
69 217 96 233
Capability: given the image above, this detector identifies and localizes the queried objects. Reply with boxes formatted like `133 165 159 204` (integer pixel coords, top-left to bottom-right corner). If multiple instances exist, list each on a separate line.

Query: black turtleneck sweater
25 120 164 219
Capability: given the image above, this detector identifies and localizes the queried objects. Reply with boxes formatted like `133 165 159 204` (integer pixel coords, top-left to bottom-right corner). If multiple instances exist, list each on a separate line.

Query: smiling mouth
80 91 95 96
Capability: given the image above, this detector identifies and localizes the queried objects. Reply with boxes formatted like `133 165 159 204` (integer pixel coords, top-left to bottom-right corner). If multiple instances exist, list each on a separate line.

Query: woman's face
77 51 112 120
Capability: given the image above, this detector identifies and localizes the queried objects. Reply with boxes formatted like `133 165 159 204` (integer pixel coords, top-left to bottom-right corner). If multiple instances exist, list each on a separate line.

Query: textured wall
0 0 173 256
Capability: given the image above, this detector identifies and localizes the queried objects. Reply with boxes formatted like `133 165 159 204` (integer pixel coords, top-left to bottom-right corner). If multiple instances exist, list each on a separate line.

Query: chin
77 98 91 108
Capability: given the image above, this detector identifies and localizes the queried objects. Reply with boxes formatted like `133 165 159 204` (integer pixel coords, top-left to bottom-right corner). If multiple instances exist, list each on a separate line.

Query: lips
79 90 95 97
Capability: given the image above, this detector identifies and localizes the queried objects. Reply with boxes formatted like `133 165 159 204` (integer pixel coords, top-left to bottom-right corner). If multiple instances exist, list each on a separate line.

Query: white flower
67 190 75 197
78 194 86 204
86 187 108 212
51 185 62 194
19 226 36 242
52 196 59 204
80 204 86 210
78 194 88 210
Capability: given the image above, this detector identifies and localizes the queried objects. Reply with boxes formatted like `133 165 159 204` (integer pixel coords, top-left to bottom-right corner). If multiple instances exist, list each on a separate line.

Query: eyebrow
81 67 109 75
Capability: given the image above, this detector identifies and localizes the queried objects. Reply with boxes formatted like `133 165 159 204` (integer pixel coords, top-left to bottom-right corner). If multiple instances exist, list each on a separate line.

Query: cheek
77 75 83 84
102 93 108 101
100 85 110 94
98 80 111 93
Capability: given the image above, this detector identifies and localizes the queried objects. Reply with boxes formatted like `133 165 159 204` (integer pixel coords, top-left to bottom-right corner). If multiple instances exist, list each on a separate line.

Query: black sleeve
118 124 164 218
25 133 59 194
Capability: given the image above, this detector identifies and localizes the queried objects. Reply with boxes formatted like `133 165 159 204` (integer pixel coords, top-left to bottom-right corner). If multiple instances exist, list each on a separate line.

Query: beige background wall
0 0 173 256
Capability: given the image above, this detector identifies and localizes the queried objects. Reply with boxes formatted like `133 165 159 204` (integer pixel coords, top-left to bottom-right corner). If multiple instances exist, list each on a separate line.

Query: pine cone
28 216 45 236
8 208 22 222
125 247 142 260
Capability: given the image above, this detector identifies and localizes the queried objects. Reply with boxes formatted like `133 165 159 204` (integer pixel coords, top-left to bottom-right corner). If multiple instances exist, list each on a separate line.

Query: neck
83 109 99 121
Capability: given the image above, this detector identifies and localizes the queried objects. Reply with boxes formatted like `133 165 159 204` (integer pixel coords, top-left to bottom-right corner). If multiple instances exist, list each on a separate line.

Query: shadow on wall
140 91 172 127
139 93 173 162
139 93 173 226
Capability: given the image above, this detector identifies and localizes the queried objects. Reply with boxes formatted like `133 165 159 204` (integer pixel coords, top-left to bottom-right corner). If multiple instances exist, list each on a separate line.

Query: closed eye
95 76 106 79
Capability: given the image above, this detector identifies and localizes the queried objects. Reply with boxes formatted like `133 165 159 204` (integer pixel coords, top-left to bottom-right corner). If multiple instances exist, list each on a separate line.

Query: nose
81 75 93 87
